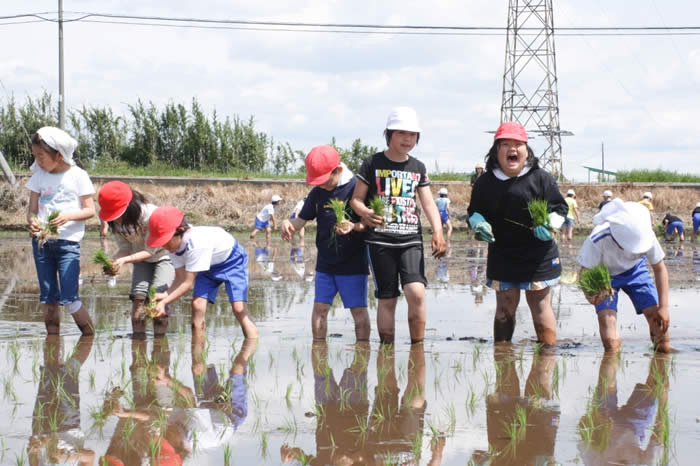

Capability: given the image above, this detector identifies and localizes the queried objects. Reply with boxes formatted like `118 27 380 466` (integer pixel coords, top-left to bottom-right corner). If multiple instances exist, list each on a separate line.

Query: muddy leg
311 302 331 340
641 305 671 353
404 282 426 344
494 289 519 342
350 307 370 341
71 306 94 336
44 303 61 335
131 298 146 336
525 287 556 345
376 297 398 344
192 296 208 331
596 308 621 353
232 301 258 338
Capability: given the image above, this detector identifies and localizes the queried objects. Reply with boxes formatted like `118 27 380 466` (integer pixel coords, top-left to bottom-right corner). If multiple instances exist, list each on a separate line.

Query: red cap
147 206 184 248
98 181 133 221
305 145 340 185
494 122 528 143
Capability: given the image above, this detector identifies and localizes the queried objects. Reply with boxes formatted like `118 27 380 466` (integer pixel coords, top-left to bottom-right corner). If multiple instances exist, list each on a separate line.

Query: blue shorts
693 214 700 233
665 221 683 235
254 218 269 230
595 259 658 314
315 272 368 308
563 217 575 227
193 241 248 303
226 373 248 430
32 238 81 305
439 210 449 225
487 277 560 291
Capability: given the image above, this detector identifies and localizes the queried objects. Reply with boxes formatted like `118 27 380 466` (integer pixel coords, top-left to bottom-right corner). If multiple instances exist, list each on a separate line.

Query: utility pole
58 0 65 129
500 0 571 180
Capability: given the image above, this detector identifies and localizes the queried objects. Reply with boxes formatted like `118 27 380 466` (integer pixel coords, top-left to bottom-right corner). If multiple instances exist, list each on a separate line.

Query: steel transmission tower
500 0 568 179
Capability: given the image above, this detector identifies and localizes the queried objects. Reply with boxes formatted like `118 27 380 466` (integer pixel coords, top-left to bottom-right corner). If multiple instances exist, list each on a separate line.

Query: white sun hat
602 190 613 197
593 198 654 254
438 188 448 195
385 107 421 133
643 192 653 199
696 202 700 208
271 194 282 202
566 189 575 196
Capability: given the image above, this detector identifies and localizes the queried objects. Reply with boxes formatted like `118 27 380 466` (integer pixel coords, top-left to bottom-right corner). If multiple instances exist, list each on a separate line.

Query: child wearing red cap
147 206 258 338
250 195 281 241
350 107 446 345
280 145 370 341
26 127 95 335
97 181 175 336
467 122 567 346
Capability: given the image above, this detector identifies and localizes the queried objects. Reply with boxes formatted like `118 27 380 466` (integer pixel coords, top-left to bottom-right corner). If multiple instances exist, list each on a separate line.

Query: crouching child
147 206 258 338
577 199 671 353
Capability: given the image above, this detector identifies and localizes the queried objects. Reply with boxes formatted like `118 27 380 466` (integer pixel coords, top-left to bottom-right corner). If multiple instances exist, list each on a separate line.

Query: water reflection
28 336 95 465
577 353 670 465
472 344 560 465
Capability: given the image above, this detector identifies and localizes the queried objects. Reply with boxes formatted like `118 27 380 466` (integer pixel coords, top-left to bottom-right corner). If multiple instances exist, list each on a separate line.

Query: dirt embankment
1 176 699 232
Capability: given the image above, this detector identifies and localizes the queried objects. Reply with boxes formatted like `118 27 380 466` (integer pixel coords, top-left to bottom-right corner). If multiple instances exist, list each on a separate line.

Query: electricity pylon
500 0 570 180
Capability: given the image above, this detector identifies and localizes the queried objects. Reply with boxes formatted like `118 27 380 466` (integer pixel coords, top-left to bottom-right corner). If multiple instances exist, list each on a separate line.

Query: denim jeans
32 238 81 305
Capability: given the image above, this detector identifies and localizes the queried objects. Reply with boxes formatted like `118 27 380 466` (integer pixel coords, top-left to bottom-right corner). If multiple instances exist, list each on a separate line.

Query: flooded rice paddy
0 234 699 465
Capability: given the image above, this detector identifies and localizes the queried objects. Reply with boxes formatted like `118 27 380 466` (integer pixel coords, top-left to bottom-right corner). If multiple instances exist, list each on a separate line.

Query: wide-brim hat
386 107 421 133
593 198 654 254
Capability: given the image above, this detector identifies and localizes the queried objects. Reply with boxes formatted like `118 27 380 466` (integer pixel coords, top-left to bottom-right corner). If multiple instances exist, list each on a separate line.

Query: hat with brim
593 198 654 254
147 206 184 248
305 145 340 185
385 107 421 132
98 181 133 221
494 122 528 142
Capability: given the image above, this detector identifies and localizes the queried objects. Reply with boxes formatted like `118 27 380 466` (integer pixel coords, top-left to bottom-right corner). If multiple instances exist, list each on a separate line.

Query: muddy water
0 234 699 464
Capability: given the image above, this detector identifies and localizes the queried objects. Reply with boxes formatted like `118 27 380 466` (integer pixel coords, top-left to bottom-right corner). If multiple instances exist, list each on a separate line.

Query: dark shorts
367 243 427 299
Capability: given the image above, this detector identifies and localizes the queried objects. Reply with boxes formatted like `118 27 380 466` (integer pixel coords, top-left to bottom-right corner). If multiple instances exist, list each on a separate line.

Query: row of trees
0 92 377 175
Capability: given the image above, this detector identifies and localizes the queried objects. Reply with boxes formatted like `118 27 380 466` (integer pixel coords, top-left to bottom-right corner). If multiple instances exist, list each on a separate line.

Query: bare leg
131 298 146 336
44 303 61 335
71 306 94 336
232 337 258 375
376 297 398 344
250 228 259 239
446 221 453 245
597 308 621 353
641 305 671 353
153 315 169 337
404 282 427 344
525 287 557 345
192 296 208 331
232 301 258 338
350 307 370 341
494 289 520 342
311 302 331 339
265 227 271 243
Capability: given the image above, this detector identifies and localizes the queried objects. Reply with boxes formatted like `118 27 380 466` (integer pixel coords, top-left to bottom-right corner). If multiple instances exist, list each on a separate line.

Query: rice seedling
295 450 312 466
444 402 457 435
259 431 268 458
148 437 162 461
223 443 233 466
338 386 352 411
14 451 27 466
472 344 482 367
369 195 385 219
285 383 293 409
92 249 115 274
410 433 423 459
578 265 614 300
34 210 60 247
143 286 159 319
326 198 353 232
122 418 137 445
551 362 560 399
528 199 550 228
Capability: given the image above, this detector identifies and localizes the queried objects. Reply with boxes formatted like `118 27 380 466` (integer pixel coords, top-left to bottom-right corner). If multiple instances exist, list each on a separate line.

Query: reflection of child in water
577 353 670 465
28 336 95 466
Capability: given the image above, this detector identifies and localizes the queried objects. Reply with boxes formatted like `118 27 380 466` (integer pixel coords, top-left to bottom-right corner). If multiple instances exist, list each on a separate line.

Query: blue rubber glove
533 225 553 241
469 212 495 243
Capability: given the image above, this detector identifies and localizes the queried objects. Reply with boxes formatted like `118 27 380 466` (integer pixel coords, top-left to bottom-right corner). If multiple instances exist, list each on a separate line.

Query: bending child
435 187 453 245
250 195 281 241
350 107 446 344
281 145 370 341
577 199 671 353
147 206 258 338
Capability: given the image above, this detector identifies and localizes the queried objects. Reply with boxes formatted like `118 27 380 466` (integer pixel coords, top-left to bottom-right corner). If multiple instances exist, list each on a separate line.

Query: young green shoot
92 249 114 273
144 286 159 319
35 210 60 247
578 265 615 300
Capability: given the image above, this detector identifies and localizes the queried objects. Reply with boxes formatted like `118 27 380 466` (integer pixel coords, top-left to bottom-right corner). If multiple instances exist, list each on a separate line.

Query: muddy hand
432 234 447 258
656 305 670 334
280 220 295 241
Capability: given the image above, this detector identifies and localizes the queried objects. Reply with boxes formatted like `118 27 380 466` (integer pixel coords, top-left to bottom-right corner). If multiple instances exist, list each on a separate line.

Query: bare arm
153 267 195 318
27 191 40 233
50 194 95 227
349 179 383 227
650 260 669 333
281 217 307 241
417 186 446 257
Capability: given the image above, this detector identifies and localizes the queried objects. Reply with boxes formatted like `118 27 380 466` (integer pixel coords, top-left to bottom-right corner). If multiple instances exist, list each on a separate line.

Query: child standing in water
692 202 700 243
26 127 95 335
467 122 567 346
148 206 258 338
435 187 453 245
97 181 175 337
350 107 446 344
280 145 370 341
250 194 281 241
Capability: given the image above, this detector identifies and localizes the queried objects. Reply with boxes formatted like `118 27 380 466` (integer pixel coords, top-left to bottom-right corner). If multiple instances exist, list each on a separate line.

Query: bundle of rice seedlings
369 196 385 217
578 265 615 300
325 198 353 238
93 250 115 275
34 211 60 247
144 286 159 319
527 199 550 229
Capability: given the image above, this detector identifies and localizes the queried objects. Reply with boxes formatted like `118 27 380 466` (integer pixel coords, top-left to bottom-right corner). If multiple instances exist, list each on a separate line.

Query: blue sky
2 0 699 180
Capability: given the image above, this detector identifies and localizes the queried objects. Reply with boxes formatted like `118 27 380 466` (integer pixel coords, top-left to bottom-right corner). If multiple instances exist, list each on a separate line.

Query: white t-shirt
25 166 95 242
113 203 169 262
170 226 235 272
293 200 304 215
577 223 665 276
256 203 275 222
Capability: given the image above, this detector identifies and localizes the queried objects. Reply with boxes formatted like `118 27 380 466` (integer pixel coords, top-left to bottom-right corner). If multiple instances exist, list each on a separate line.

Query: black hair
440 193 448 198
484 140 539 173
384 129 421 147
173 216 191 237
107 189 148 235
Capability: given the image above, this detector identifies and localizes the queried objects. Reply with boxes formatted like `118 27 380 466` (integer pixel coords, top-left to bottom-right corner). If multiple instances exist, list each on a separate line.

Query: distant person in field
639 191 654 223
289 197 306 242
280 145 370 341
435 187 453 245
662 212 685 242
468 122 568 347
470 162 484 186
577 199 671 353
250 194 281 241
692 202 700 243
599 190 613 210
562 189 580 244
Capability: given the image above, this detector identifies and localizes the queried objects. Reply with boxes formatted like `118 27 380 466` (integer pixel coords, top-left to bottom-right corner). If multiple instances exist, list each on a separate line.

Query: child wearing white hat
599 190 613 211
577 199 671 353
435 187 453 244
250 194 281 242
692 202 700 243
562 189 580 243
